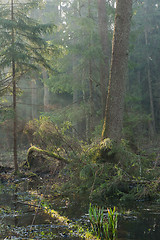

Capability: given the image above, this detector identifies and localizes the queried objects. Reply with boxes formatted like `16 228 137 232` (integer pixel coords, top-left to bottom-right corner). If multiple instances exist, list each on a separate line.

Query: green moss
39 200 99 239
27 146 69 169
45 208 99 239
87 139 116 163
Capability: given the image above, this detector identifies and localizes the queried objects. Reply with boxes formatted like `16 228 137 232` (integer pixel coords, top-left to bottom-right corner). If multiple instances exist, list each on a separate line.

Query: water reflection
1 181 160 239
52 196 160 240
0 182 81 239
118 203 160 240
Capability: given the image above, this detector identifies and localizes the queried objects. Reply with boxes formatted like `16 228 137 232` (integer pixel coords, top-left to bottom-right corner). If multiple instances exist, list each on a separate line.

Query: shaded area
118 203 160 240
0 182 81 239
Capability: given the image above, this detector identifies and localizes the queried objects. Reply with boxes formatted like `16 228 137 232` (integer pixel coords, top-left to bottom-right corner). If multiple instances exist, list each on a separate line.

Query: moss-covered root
27 146 69 168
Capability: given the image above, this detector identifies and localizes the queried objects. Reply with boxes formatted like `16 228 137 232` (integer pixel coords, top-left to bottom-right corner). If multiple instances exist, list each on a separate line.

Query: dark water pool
1 181 160 239
53 198 160 240
0 182 81 239
118 203 160 240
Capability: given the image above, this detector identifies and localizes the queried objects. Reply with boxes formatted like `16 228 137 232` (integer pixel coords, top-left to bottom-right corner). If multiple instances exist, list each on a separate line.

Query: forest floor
1 137 160 200
1 141 160 240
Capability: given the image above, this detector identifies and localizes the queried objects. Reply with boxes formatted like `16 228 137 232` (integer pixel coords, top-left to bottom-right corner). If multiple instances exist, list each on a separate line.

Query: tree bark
102 0 133 142
97 0 109 117
11 0 18 173
144 3 156 137
31 79 38 119
88 0 94 135
72 1 79 138
72 1 82 138
42 70 50 112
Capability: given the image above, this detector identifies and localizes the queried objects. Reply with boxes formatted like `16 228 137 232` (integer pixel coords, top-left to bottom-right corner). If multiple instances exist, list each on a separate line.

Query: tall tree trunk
144 4 156 137
97 0 109 117
59 0 62 17
88 0 94 135
42 70 49 112
82 72 89 141
72 3 79 138
31 79 37 119
44 85 49 111
72 87 79 137
102 0 133 142
11 0 18 173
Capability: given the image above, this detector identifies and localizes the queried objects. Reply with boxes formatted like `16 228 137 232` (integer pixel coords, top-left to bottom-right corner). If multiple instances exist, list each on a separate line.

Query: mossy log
27 146 69 170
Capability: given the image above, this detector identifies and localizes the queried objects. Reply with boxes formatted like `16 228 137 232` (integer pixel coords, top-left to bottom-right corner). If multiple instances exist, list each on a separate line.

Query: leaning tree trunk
102 0 133 142
11 0 18 173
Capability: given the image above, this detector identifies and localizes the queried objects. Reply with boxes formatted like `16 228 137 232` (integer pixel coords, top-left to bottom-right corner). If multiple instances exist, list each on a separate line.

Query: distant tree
0 0 55 173
38 0 115 140
102 0 133 142
127 0 160 139
46 0 101 139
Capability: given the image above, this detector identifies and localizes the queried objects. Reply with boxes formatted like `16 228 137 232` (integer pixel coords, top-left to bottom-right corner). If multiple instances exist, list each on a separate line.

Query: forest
0 0 160 239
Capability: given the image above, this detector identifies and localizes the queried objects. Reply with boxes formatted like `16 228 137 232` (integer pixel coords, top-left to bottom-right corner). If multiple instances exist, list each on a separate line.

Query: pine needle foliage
0 0 57 172
0 0 56 91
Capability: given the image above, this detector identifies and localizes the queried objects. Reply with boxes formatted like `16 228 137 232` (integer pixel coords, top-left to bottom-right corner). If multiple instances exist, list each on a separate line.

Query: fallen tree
26 146 69 172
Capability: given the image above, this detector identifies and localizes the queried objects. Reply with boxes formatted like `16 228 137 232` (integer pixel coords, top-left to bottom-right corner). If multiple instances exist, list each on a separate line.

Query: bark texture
144 3 156 137
102 0 133 142
42 70 50 112
31 79 37 119
97 0 109 117
11 0 18 173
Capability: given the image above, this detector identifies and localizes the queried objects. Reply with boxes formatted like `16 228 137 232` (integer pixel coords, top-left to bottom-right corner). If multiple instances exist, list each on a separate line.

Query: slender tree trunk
146 56 156 137
88 0 94 135
59 0 62 17
72 53 79 138
44 85 49 111
31 79 37 119
42 70 49 112
72 1 79 137
11 0 18 172
102 0 133 142
144 5 156 137
82 73 89 141
97 0 109 117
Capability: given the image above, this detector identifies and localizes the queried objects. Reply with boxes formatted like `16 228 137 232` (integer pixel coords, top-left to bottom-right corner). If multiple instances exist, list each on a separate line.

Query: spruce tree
0 0 55 173
102 0 133 142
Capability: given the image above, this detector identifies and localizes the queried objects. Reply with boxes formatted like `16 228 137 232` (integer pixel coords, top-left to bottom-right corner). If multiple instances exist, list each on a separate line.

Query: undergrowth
24 117 160 203
61 139 160 203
